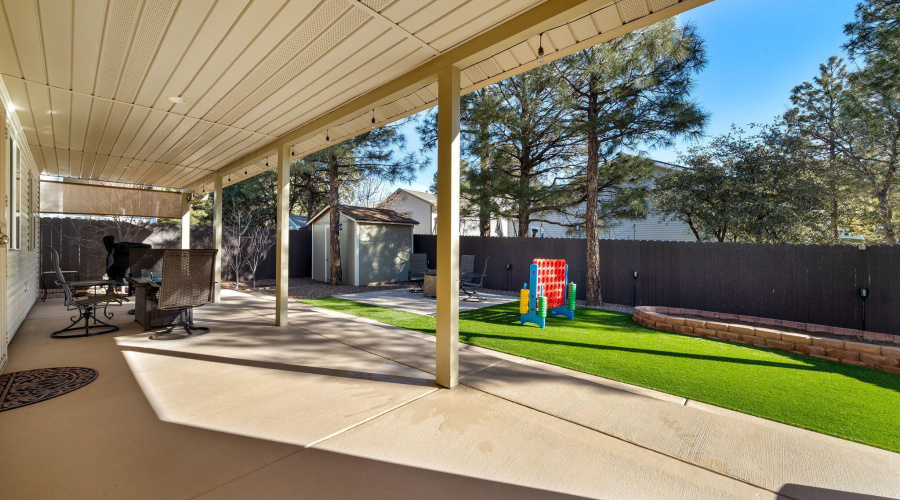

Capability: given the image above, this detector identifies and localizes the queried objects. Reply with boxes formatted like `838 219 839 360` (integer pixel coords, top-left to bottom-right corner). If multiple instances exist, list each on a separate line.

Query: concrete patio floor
2 290 899 499
334 287 516 316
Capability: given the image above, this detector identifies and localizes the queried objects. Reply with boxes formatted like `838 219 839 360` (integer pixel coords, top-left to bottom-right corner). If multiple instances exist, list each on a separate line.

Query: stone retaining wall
633 306 900 374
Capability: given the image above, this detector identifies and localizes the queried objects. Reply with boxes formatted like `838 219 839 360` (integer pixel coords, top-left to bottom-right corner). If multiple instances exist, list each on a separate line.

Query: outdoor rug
0 367 98 412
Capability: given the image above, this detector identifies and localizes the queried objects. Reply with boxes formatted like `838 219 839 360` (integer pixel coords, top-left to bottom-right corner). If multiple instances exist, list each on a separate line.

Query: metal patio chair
460 254 476 282
148 249 217 340
408 253 429 293
461 257 490 302
46 246 123 338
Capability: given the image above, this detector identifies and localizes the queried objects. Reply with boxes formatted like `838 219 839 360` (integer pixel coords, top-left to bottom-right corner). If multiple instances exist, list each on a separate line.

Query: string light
326 130 330 143
371 110 376 128
537 32 545 63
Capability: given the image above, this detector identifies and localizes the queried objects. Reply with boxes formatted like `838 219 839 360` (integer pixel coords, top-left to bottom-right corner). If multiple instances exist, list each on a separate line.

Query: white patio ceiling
0 0 709 193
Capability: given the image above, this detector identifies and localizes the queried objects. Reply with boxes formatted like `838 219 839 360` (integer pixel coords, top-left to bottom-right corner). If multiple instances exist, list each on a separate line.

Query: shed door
312 224 329 282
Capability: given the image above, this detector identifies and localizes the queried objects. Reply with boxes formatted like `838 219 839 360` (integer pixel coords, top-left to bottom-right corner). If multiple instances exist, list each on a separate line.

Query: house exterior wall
601 214 696 241
378 192 434 235
2 80 40 350
524 210 696 241
358 223 412 285
513 164 696 241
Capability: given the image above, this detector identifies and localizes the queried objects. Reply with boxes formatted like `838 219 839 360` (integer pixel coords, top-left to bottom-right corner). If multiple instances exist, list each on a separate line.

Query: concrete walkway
1 290 898 499
335 287 516 316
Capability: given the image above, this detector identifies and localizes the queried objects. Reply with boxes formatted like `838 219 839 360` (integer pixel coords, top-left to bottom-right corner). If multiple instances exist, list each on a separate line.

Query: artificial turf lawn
302 297 900 453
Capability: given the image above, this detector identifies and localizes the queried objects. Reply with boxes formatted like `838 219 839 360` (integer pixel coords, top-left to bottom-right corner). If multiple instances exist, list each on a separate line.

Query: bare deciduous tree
222 198 253 289
245 226 275 288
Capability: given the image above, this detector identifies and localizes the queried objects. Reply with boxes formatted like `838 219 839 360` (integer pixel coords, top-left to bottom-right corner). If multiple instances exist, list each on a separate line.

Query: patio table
128 278 188 330
40 270 79 301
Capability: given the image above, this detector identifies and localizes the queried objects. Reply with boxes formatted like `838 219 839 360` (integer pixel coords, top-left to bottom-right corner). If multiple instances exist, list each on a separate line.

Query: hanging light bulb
265 161 269 167
326 130 330 143
291 149 295 158
537 32 545 63
371 110 376 128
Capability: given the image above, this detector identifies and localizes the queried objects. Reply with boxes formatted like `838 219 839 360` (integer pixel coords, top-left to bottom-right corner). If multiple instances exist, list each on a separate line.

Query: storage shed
308 206 419 286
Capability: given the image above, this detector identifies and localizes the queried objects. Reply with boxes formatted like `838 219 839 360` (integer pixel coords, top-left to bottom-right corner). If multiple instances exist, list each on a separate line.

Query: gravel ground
228 278 633 313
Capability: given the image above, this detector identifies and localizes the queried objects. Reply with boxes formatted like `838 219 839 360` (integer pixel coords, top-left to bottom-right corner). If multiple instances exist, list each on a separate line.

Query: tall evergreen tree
786 56 853 240
417 78 578 237
560 18 708 306
484 62 581 236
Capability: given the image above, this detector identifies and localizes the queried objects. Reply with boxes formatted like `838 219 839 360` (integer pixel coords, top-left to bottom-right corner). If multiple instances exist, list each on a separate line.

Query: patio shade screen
40 181 182 219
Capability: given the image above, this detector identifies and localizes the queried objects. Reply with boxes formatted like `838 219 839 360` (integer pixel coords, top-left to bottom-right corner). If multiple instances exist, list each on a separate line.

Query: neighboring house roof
380 188 437 208
308 205 420 225
289 215 308 229
652 159 684 171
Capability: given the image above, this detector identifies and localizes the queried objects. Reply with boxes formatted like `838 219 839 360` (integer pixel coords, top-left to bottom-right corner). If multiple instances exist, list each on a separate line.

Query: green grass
302 297 900 453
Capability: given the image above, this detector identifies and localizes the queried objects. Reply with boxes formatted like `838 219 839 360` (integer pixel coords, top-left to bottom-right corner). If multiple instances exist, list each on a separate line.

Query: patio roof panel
0 0 710 192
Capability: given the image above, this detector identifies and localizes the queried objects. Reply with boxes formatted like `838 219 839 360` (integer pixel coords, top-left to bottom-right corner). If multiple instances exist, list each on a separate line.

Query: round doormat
0 367 98 412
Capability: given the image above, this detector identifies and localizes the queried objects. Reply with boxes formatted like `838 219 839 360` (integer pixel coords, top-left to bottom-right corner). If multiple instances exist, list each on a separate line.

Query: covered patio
3 0 900 498
4 292 899 499
1 0 716 388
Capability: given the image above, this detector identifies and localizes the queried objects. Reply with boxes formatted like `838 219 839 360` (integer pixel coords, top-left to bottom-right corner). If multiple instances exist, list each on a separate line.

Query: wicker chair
46 246 123 338
129 248 165 292
129 248 187 329
149 249 217 339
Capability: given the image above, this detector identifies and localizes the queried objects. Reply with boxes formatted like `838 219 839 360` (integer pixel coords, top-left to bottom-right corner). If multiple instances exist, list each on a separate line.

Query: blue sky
396 0 860 192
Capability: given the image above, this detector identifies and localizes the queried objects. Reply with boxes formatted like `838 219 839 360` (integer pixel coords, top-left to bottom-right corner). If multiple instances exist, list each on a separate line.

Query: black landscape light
859 287 870 331
632 270 639 307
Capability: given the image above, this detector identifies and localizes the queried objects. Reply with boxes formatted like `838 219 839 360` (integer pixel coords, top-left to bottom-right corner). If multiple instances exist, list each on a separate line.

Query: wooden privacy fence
413 235 900 335
41 218 311 282
40 219 898 335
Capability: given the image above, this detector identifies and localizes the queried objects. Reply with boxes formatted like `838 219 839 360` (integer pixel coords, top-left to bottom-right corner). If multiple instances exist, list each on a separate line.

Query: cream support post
213 173 223 302
435 65 461 389
180 192 190 250
275 144 290 326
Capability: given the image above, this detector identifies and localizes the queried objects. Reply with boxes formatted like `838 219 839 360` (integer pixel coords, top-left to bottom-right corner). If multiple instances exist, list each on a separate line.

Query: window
7 135 19 250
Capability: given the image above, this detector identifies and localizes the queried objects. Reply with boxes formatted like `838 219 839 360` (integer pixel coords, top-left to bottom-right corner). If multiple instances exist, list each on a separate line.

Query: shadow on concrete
779 483 899 500
120 345 436 388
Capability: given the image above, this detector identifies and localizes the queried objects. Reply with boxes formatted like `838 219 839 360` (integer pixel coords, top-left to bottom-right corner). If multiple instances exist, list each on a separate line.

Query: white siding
601 214 696 241
2 78 39 347
524 208 695 241
378 192 434 235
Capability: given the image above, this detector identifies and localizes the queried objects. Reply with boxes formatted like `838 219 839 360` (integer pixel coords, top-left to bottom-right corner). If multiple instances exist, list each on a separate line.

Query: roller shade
40 181 182 219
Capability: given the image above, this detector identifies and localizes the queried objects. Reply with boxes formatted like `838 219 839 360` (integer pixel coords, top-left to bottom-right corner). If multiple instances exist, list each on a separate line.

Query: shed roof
309 206 419 225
